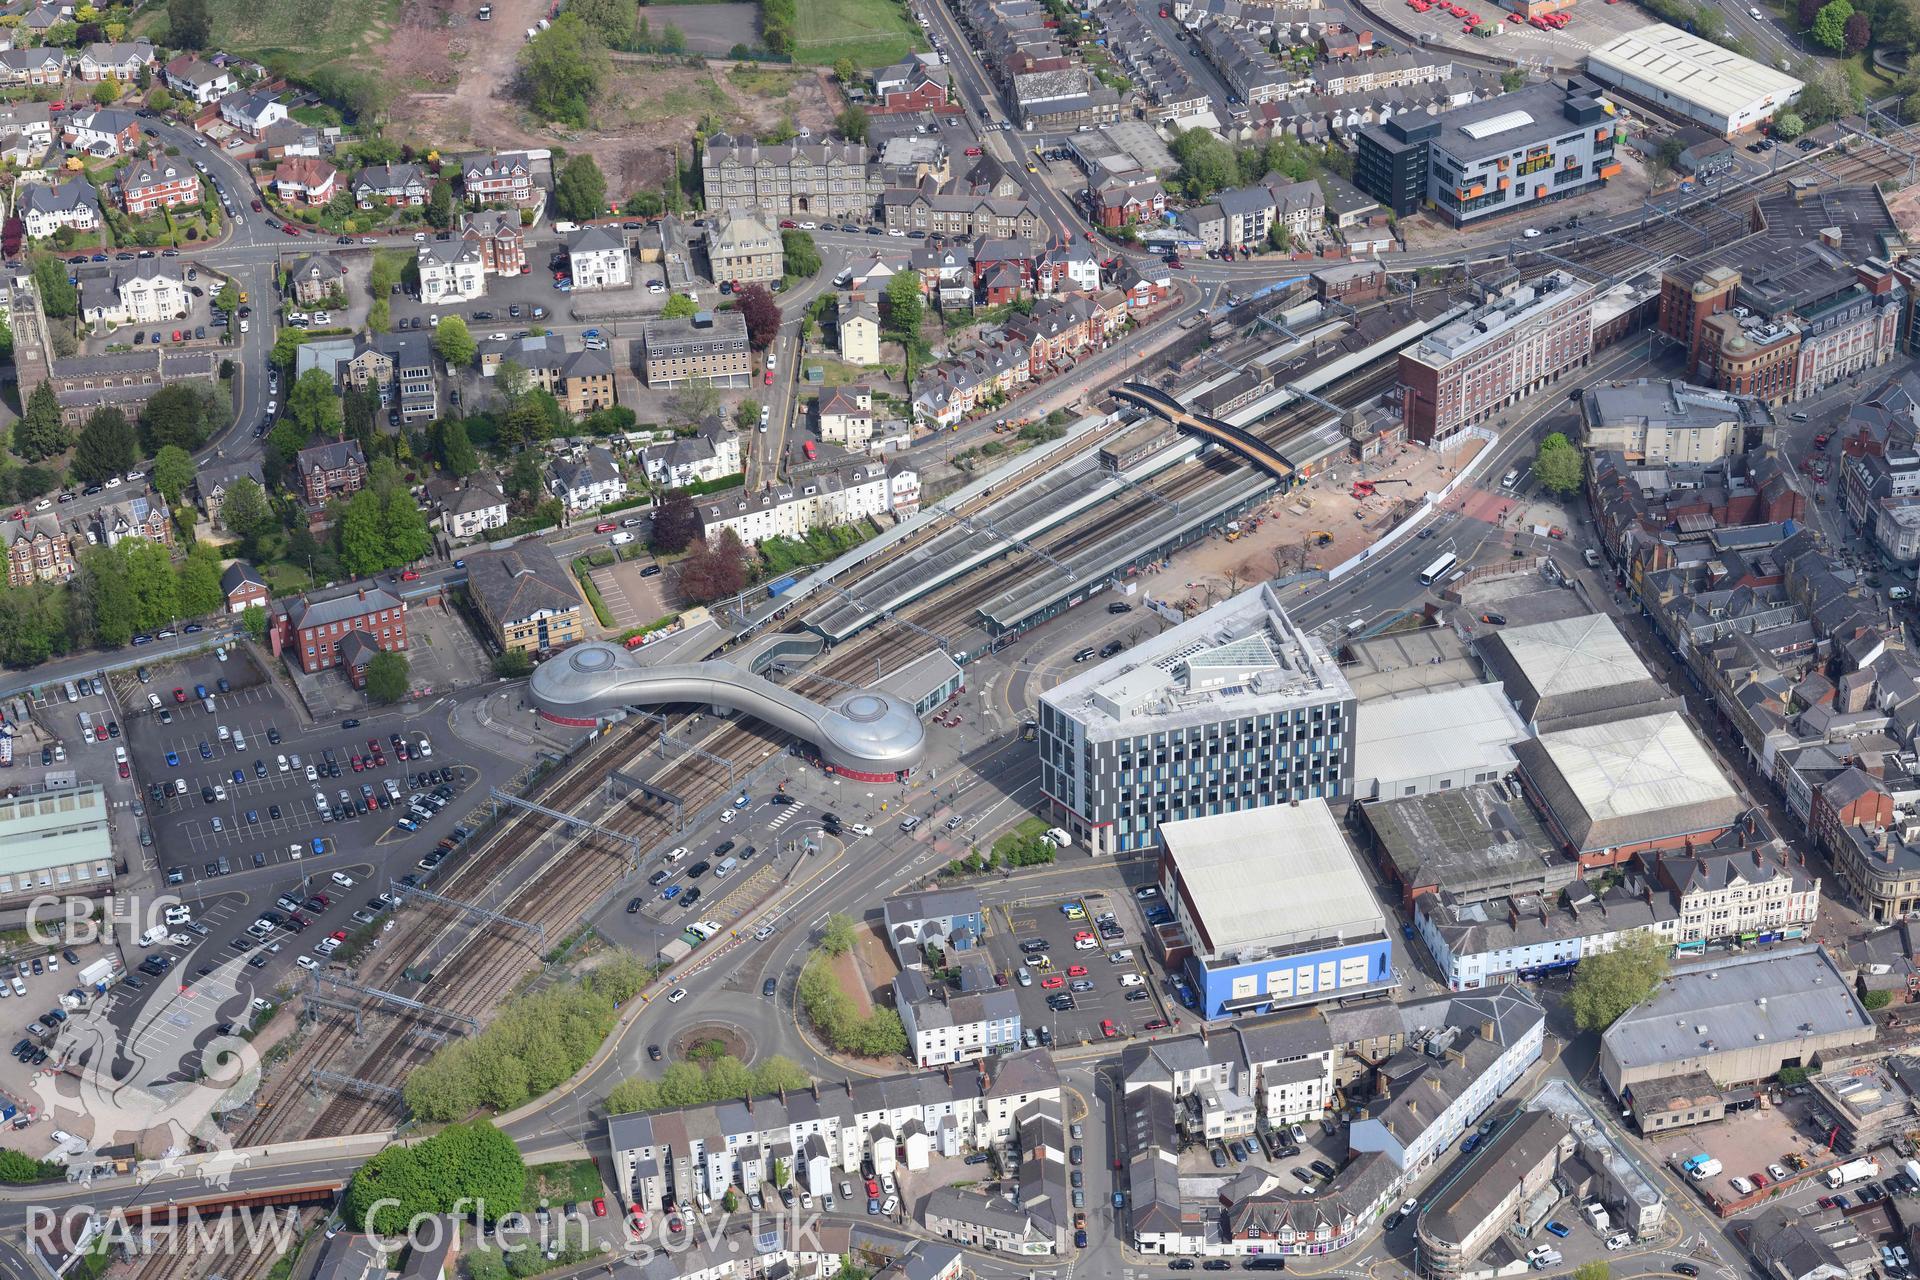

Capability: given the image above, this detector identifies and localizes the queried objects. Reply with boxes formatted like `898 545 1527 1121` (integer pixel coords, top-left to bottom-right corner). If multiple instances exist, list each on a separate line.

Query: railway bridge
1113 382 1295 481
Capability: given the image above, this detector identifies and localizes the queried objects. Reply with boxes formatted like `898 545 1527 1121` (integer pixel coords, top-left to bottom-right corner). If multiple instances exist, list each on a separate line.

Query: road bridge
1113 382 1296 481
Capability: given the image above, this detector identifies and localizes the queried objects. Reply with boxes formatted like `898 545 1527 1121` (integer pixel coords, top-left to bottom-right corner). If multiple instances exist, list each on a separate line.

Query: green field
792 0 920 66
137 0 399 70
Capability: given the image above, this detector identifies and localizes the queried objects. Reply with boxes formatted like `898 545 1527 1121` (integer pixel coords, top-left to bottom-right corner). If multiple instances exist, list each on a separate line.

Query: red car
779 219 797 229
401 569 419 580
283 224 300 235
1041 975 1065 989
251 199 263 212
866 1179 879 1197
1101 1019 1117 1038
1068 964 1088 977
93 725 106 741
596 521 617 532
764 367 774 385
350 755 363 772
965 146 982 156
117 760 130 779
1144 1018 1170 1031
173 688 187 703
367 739 380 755
593 1199 607 1218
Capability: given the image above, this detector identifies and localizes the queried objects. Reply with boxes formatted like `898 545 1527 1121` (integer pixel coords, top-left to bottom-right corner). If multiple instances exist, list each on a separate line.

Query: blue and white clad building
1157 801 1396 1019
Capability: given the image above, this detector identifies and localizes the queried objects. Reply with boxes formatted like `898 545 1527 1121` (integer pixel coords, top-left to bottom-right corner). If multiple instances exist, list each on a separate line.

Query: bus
1418 552 1458 585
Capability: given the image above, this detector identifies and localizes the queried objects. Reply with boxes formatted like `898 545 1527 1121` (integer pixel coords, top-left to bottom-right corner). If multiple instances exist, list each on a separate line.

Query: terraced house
700 132 883 220
76 38 153 81
879 191 1044 239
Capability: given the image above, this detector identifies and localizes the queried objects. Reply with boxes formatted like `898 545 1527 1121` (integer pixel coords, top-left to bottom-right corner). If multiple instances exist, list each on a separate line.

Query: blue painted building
1158 803 1398 1019
883 888 986 967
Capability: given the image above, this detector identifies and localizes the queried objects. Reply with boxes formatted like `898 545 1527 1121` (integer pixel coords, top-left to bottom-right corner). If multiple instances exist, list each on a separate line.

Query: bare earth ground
1161 439 1485 607
397 0 839 197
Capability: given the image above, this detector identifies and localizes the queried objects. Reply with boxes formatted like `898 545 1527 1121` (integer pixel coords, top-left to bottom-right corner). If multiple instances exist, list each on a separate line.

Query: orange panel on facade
1597 163 1622 179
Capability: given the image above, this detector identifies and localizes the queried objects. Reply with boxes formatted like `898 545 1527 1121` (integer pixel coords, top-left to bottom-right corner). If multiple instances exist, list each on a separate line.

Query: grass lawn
290 104 343 128
727 65 804 98
171 0 402 71
792 0 920 66
521 1160 605 1211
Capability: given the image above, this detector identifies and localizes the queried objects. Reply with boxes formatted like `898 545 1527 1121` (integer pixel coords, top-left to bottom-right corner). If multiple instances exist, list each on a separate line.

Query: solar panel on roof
1460 110 1535 140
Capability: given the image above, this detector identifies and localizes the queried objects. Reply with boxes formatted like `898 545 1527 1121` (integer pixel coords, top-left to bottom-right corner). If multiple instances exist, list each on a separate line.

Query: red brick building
458 210 526 275
1811 767 1895 862
1092 180 1164 229
870 61 953 115
296 438 368 507
273 582 407 678
121 153 201 217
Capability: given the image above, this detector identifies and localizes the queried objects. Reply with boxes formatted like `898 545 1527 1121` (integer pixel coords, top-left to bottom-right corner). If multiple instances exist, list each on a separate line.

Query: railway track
148 129 1918 1280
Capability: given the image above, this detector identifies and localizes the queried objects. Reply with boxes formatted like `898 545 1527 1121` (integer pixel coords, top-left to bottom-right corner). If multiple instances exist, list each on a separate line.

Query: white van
138 925 169 947
1045 826 1073 849
714 856 739 878
1345 616 1368 635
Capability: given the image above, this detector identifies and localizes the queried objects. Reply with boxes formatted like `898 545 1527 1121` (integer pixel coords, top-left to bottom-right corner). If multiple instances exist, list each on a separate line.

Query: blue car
1544 1222 1569 1238
184 623 202 634
396 817 418 831
312 837 326 855
198 742 212 759
231 769 244 786
194 684 207 699
663 884 683 901
582 327 600 339
165 751 179 767
245 810 258 824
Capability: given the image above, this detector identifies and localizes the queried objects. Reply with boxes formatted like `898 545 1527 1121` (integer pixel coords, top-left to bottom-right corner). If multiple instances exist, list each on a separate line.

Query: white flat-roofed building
1514 710 1747 869
1599 945 1873 1096
1580 377 1770 464
1158 802 1394 1018
1585 23 1802 137
1038 582 1355 856
1353 683 1531 801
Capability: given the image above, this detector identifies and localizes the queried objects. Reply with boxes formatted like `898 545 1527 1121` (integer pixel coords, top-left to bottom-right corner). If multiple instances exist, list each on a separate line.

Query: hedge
616 614 681 645
570 557 614 627
674 472 746 499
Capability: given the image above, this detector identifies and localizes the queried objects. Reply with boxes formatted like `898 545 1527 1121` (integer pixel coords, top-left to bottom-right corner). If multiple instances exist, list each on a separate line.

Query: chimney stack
1481 1019 1496 1042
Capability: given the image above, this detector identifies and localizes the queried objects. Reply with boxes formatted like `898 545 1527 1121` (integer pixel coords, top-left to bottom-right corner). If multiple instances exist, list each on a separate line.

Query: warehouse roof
1601 945 1872 1075
1365 782 1571 902
0 784 111 878
1161 800 1385 959
1353 683 1529 801
1514 711 1743 853
1586 23 1802 122
1477 613 1663 726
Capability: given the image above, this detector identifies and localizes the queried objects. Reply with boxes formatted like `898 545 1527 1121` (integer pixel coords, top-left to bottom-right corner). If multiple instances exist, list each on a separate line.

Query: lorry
77 958 114 993
1584 1203 1611 1233
1828 1157 1881 1189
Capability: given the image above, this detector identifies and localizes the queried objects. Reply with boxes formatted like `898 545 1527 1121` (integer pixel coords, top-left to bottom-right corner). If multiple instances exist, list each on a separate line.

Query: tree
1532 431 1583 496
122 542 176 634
30 253 76 319
660 293 697 320
140 382 218 453
145 84 173 113
434 416 479 477
287 367 343 439
675 531 749 603
1813 0 1852 49
1796 62 1862 123
1772 110 1806 139
1799 0 1823 23
241 603 268 641
1655 135 1688 173
883 270 923 341
91 78 121 104
426 179 453 229
1168 125 1237 198
722 1188 739 1213
151 444 195 505
666 382 721 429
1571 1264 1609 1280
735 283 781 350
833 55 859 84
12 384 68 464
820 913 858 957
835 105 869 142
336 488 387 576
1845 7 1873 47
342 384 377 450
167 0 211 47
365 650 410 703
569 0 634 43
1570 932 1669 1032
734 399 761 432
434 315 477 368
650 491 698 554
517 15 609 128
504 452 544 511
176 542 223 617
493 649 532 678
554 154 608 222
1500 67 1528 92
781 230 820 280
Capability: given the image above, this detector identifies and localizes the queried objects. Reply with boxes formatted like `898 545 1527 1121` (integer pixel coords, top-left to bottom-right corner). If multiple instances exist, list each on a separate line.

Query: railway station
527 641 928 781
